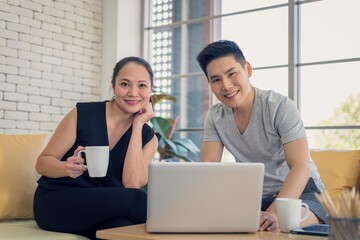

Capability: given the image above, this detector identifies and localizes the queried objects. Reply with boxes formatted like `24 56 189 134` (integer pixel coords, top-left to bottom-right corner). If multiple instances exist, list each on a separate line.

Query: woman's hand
133 101 154 126
259 211 278 231
65 146 87 179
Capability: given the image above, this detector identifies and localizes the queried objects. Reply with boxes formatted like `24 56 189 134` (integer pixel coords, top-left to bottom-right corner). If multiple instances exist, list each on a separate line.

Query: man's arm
201 141 224 162
267 137 310 213
259 137 310 231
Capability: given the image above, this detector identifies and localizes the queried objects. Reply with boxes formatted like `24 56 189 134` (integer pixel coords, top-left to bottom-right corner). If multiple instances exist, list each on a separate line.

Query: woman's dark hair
111 56 154 88
196 40 246 78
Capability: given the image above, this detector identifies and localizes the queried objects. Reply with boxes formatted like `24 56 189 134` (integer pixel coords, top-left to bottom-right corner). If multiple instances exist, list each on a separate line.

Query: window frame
142 0 360 149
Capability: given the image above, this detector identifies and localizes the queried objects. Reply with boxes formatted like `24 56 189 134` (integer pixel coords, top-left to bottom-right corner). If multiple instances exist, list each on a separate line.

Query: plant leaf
171 138 200 155
157 139 195 162
163 138 179 154
171 152 193 162
151 93 176 105
150 117 175 139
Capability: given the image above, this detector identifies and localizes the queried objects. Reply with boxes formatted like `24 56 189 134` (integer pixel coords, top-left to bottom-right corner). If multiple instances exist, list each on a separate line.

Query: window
143 0 360 152
143 0 211 160
299 0 360 149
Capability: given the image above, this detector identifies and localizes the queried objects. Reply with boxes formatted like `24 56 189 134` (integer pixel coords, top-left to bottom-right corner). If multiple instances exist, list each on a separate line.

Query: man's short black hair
196 40 246 78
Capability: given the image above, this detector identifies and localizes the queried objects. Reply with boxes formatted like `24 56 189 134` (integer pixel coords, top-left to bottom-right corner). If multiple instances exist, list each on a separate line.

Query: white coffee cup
275 198 310 233
77 146 109 177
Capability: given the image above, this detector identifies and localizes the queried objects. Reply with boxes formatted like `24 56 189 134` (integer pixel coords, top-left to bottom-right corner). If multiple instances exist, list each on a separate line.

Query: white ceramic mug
275 198 310 233
77 146 109 177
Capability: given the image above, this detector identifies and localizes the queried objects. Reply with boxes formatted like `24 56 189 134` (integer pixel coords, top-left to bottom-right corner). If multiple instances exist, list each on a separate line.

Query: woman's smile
125 99 142 105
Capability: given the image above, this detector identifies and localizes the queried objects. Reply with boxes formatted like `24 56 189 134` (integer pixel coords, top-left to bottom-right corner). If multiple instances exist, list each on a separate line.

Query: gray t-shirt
203 88 324 196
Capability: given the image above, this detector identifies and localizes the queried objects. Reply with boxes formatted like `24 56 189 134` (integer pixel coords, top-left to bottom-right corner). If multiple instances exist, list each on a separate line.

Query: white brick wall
0 0 103 134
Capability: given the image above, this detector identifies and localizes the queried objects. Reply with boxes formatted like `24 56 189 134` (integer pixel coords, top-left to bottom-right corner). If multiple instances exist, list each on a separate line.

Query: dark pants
261 178 327 223
34 186 147 240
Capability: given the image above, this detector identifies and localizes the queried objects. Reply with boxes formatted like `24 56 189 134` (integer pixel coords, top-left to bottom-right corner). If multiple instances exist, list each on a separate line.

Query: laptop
146 162 264 233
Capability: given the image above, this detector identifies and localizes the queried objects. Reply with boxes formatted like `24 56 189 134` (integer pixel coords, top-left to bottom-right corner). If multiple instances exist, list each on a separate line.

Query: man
196 40 326 231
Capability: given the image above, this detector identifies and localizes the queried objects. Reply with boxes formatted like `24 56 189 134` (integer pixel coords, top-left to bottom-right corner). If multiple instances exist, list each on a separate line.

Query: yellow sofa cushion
310 149 360 203
0 134 47 220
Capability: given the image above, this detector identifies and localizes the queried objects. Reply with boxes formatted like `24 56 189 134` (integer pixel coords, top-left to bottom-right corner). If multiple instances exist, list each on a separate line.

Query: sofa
0 134 88 239
0 134 359 239
310 149 360 203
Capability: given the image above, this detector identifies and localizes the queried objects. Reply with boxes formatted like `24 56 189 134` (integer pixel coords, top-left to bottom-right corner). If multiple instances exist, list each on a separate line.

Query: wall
0 0 143 135
101 0 142 100
0 0 103 134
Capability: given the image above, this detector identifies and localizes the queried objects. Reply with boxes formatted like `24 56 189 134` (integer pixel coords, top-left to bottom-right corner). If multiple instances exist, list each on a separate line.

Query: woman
34 57 158 240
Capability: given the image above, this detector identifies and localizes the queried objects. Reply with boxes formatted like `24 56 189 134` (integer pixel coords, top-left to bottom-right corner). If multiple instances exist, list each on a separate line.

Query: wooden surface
96 224 303 240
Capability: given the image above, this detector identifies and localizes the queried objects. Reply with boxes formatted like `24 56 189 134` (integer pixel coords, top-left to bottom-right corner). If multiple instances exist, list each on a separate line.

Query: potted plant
150 93 200 162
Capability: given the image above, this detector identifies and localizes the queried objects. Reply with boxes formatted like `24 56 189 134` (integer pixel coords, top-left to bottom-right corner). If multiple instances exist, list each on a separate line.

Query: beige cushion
0 220 89 240
0 134 47 220
311 149 360 204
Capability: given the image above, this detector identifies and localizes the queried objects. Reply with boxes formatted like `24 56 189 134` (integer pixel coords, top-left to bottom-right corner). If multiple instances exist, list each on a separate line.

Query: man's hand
259 211 278 231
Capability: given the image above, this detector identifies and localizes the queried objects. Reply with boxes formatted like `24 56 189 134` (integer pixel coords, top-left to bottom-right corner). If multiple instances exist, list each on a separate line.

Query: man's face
206 55 253 109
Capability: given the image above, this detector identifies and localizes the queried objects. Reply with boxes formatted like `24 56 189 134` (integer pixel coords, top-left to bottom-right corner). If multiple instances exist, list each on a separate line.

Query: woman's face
113 62 152 114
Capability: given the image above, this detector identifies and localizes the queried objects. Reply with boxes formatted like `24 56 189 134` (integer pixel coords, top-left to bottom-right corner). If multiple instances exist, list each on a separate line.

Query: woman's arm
122 102 158 188
35 107 86 178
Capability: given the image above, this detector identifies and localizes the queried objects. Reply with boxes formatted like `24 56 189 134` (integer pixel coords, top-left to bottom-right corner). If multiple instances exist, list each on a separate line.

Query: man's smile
223 90 239 98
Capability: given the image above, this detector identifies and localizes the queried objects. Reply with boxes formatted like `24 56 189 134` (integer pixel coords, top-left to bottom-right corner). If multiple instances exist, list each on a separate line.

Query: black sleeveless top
37 101 155 190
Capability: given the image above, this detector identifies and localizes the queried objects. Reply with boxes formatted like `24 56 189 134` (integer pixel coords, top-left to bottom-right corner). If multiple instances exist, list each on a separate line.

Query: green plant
316 92 360 149
150 93 200 161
